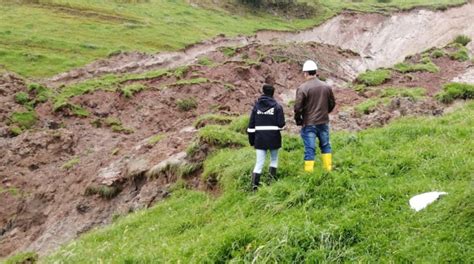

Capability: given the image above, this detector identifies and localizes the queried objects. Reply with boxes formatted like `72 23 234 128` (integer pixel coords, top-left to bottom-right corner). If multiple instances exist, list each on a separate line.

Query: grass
354 98 382 114
436 82 474 103
120 83 146 98
431 49 445 58
450 46 470 62
380 87 426 99
393 61 439 73
14 92 30 105
193 114 234 128
174 77 209 86
356 69 391 86
61 157 80 170
198 125 248 148
176 97 198 111
103 117 134 134
147 133 165 145
85 185 121 200
44 102 474 263
0 0 465 78
3 251 38 264
52 69 168 111
452 34 472 46
9 111 37 129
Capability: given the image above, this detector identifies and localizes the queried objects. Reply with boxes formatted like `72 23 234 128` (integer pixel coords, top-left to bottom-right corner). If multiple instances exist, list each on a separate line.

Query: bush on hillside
393 61 439 73
436 82 474 103
452 35 471 46
450 46 470 62
198 125 247 148
356 69 391 86
176 97 198 111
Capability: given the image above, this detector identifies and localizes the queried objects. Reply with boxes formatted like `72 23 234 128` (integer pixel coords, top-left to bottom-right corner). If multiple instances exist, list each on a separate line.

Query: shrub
228 115 250 134
356 69 391 86
177 97 198 111
198 125 247 148
197 56 213 66
121 84 146 98
450 46 470 62
14 92 30 105
380 87 426 99
452 35 471 46
431 49 445 58
436 82 474 103
4 251 38 264
194 114 234 128
354 99 381 114
174 78 208 86
220 47 237 57
9 125 23 136
393 61 439 73
148 134 165 145
9 111 37 129
85 185 121 199
62 157 80 170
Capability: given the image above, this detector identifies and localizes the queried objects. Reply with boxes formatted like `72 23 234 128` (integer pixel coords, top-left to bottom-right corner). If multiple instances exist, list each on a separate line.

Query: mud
1 3 474 260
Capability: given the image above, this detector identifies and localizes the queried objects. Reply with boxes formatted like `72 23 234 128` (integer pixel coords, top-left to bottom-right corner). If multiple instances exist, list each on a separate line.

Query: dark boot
251 173 261 191
269 167 277 180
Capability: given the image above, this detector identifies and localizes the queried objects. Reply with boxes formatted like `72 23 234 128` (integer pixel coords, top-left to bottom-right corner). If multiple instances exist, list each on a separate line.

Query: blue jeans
253 149 279 174
300 124 332 161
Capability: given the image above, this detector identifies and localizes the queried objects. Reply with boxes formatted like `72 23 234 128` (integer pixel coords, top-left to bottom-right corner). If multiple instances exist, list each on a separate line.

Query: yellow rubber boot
304 160 315 172
321 153 332 172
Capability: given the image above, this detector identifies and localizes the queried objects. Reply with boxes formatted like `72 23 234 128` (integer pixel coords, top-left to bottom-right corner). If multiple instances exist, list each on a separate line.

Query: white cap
302 60 318 72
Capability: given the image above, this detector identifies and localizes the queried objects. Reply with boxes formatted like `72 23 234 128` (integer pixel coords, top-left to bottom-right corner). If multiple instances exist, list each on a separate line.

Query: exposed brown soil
1 6 474 260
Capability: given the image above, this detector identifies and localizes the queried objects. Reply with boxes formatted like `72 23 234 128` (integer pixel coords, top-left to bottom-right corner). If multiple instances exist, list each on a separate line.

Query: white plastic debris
409 191 447 211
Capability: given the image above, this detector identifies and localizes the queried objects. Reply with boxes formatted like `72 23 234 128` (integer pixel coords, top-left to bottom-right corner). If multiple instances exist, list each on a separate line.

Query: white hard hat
302 60 318 72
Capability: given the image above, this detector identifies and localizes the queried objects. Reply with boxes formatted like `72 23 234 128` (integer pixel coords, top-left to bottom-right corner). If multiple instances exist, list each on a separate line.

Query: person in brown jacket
294 60 336 172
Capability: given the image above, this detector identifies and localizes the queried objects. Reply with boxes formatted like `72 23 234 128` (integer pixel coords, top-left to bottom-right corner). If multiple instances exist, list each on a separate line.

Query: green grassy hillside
41 102 474 263
0 0 466 77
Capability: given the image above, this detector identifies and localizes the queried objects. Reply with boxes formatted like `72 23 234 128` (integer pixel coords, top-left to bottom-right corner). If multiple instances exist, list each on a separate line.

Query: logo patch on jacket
257 108 274 115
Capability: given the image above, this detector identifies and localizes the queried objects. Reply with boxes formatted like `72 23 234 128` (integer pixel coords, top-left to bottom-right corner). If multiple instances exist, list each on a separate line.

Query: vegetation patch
14 91 30 105
194 114 234 128
103 117 134 134
354 98 382 114
450 46 470 62
219 46 237 57
174 77 209 86
228 115 250 134
85 185 121 200
198 125 247 148
452 35 472 46
176 97 198 112
197 56 213 66
393 60 439 73
148 134 165 145
9 110 37 129
436 82 474 103
380 87 426 99
45 102 474 262
121 83 146 98
431 49 445 58
3 251 38 264
356 69 391 86
62 157 80 170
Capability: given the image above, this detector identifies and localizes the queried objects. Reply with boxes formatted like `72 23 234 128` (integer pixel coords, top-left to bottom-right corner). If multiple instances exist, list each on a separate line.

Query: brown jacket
294 78 336 126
